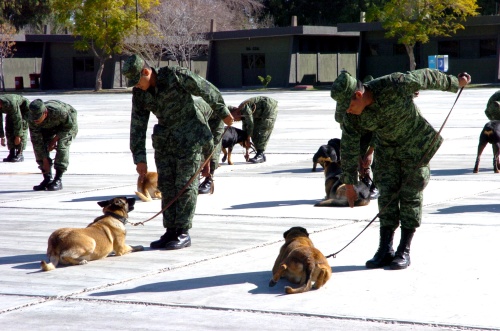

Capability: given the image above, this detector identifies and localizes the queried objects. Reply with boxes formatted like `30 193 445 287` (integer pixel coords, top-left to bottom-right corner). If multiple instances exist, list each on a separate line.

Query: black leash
326 86 465 259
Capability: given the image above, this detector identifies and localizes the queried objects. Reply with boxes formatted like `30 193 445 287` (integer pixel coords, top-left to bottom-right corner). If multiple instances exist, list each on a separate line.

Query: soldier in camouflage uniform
194 98 225 194
28 99 78 191
229 96 278 163
484 90 500 120
0 94 30 162
331 69 471 270
123 54 233 250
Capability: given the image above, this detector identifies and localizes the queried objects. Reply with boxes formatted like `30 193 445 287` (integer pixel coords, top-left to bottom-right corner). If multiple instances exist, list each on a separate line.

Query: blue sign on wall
428 55 448 72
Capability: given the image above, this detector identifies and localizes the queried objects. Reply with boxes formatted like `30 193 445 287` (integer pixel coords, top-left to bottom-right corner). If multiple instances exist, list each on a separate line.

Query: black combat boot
165 228 191 250
249 151 266 163
33 173 53 191
198 176 214 194
366 226 396 269
150 228 177 249
390 228 415 270
47 170 63 191
3 149 15 162
11 149 24 162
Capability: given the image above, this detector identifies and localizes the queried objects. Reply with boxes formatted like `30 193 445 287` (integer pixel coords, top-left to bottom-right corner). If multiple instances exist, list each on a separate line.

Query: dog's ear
97 199 112 208
283 229 291 239
298 227 309 236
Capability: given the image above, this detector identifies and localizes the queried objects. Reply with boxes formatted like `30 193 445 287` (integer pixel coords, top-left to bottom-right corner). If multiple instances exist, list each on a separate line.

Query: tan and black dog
135 172 161 202
473 120 500 173
40 197 143 271
221 126 254 164
269 226 331 294
314 160 370 207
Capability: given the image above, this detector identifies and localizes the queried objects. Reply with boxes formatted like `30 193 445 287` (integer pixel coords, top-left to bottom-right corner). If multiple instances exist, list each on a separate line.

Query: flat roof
209 25 359 40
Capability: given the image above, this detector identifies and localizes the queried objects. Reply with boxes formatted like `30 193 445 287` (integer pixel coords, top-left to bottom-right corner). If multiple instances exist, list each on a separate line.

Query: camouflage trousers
35 133 76 173
252 117 277 152
155 148 202 230
4 114 28 150
372 153 430 230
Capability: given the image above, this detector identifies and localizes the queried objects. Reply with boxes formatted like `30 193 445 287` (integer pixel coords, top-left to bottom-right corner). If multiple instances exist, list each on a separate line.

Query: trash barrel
14 76 24 90
29 73 40 89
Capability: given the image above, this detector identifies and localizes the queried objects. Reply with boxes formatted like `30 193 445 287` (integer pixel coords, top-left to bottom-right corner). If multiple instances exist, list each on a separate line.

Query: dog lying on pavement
473 120 500 173
221 126 253 165
314 160 371 207
312 138 341 171
135 172 161 202
269 226 331 294
40 197 144 271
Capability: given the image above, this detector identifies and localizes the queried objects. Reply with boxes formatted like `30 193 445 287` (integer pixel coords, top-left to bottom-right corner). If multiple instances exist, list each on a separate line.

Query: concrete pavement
1 88 499 330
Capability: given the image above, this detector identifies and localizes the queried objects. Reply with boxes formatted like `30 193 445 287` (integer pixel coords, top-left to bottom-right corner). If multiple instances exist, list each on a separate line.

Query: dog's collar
104 212 128 225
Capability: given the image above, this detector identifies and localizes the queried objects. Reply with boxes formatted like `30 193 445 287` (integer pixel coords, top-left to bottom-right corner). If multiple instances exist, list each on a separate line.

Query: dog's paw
132 245 144 252
269 279 277 287
78 260 88 265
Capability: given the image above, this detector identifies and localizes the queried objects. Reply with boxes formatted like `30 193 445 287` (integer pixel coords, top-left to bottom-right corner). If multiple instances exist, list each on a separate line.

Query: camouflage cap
123 54 145 87
29 99 47 121
330 72 359 114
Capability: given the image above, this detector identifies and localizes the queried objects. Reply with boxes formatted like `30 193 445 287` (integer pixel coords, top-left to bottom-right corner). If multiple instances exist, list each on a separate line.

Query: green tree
367 0 479 70
0 0 51 31
0 22 16 91
51 0 158 91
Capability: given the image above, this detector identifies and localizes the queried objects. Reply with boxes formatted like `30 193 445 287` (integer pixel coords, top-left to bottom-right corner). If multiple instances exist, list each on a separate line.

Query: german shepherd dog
269 227 331 294
135 172 161 202
314 160 371 207
473 120 500 173
221 126 254 164
312 138 341 171
40 197 143 271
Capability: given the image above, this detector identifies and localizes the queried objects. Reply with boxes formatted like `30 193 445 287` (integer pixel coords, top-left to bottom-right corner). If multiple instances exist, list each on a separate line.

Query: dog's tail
284 263 314 294
314 198 370 207
40 260 56 272
135 191 152 202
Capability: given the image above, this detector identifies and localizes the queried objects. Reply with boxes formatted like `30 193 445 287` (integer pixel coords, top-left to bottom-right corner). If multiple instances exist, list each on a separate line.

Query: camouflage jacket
239 96 278 137
130 66 230 164
340 69 460 184
29 100 78 159
484 90 500 120
0 94 30 138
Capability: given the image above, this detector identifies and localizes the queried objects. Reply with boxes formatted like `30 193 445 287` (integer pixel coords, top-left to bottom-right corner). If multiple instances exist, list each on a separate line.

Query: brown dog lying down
315 160 371 207
269 226 331 294
135 172 161 202
40 197 144 271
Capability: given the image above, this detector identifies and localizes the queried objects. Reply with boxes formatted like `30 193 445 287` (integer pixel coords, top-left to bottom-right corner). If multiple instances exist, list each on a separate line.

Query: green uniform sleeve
240 103 254 137
174 67 230 120
130 88 151 164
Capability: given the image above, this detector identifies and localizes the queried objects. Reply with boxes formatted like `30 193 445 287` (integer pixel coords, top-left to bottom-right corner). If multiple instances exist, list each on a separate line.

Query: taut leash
326 86 465 259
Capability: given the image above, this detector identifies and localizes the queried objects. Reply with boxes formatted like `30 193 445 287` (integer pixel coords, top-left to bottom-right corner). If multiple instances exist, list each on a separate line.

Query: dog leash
326 85 465 259
130 126 230 227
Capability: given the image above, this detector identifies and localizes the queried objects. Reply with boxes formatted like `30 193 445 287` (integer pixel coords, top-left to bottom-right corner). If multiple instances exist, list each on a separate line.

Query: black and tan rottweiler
473 120 500 173
221 126 252 165
41 197 144 271
312 138 341 171
269 226 332 294
315 160 371 207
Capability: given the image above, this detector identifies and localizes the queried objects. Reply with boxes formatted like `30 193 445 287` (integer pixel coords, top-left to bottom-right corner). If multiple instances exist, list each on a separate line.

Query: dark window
366 43 379 56
74 58 94 72
480 39 497 58
438 40 459 58
393 44 406 55
242 54 265 69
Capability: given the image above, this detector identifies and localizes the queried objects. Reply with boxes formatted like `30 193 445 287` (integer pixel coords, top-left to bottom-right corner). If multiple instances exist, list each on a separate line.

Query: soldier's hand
0 137 5 147
345 184 357 208
14 136 21 146
48 136 59 151
136 162 148 182
223 114 234 126
458 72 471 87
